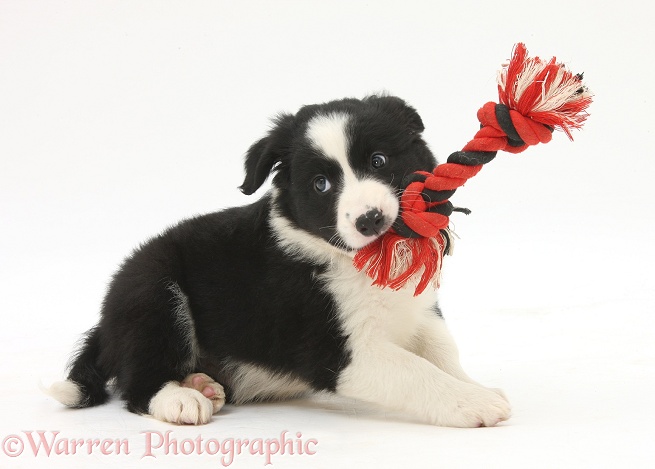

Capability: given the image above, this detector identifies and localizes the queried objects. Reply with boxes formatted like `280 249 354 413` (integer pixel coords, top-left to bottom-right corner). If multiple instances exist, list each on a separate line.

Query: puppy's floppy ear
367 95 425 133
239 113 295 195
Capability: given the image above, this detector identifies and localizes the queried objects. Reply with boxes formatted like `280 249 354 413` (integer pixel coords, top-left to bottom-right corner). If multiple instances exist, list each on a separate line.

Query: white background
1 1 654 468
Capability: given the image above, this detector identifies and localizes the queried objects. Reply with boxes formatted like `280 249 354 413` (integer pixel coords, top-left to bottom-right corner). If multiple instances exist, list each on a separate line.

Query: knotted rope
354 43 592 295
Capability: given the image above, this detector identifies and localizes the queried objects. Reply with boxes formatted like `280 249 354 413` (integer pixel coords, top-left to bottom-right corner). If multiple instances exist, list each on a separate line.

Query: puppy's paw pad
149 383 214 425
180 373 225 414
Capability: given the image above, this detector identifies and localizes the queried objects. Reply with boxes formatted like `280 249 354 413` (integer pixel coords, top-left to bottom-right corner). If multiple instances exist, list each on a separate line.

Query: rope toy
353 43 593 295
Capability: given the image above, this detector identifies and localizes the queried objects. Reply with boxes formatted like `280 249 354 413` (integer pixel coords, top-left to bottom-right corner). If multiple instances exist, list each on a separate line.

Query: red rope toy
353 43 593 295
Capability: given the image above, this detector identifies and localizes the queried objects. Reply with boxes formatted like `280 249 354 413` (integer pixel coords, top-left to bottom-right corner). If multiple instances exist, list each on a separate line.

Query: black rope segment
494 103 525 147
447 150 497 165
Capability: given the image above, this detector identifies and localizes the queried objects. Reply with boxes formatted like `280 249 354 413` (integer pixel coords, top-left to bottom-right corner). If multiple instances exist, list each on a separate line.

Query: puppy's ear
239 113 295 195
367 95 425 133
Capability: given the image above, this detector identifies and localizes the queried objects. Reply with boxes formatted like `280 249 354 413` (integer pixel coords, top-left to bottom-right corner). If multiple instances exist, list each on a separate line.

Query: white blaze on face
306 112 399 250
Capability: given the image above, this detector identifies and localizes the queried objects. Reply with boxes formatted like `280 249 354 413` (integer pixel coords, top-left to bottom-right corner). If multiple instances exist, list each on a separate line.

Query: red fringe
353 232 446 296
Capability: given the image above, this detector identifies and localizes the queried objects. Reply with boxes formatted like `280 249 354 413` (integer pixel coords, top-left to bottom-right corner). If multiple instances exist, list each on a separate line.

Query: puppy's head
240 95 436 253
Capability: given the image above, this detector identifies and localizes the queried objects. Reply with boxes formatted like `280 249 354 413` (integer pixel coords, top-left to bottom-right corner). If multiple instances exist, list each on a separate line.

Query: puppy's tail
43 326 109 408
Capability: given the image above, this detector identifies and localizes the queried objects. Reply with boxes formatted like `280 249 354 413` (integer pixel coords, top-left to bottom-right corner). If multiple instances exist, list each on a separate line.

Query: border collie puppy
47 95 510 427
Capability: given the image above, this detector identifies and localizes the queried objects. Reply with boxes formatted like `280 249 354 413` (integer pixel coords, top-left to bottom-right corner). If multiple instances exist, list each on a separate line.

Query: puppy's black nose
355 209 385 236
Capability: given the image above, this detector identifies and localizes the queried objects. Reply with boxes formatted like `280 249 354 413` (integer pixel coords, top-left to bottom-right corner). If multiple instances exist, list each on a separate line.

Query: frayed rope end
353 230 453 296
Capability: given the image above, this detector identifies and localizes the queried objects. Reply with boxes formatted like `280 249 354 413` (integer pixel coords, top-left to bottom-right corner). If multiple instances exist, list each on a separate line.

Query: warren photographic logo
2 430 318 466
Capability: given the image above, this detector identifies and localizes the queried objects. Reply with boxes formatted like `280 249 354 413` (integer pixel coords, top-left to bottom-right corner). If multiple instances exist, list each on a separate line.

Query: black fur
65 95 437 414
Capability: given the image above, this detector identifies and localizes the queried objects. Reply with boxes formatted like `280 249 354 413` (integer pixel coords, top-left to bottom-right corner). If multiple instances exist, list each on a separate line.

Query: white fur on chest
269 204 436 351
321 257 436 351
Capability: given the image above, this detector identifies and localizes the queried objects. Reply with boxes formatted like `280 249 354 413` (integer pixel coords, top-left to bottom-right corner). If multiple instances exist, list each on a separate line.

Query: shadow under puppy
47 95 510 427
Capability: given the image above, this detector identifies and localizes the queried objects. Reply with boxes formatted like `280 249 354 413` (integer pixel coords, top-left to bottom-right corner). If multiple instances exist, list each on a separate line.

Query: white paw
148 382 214 425
487 387 509 403
180 372 226 414
465 380 510 403
436 383 511 428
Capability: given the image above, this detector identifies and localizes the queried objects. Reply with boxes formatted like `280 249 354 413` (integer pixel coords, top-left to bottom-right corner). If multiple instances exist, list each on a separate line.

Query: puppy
47 95 510 427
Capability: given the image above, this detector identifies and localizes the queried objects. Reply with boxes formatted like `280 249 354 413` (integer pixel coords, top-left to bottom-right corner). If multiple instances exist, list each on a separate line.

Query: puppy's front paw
437 384 511 428
180 372 226 414
487 387 509 403
148 382 214 425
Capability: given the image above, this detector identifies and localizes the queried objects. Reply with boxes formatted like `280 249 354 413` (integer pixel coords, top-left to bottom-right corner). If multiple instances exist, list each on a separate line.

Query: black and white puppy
48 95 510 427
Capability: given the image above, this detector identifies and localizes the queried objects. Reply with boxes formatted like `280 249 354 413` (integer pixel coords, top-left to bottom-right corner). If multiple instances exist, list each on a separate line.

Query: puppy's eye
314 176 332 193
371 153 387 169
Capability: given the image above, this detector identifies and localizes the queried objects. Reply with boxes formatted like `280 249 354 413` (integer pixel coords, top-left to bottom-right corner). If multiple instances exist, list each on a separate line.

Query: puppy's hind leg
107 280 215 425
